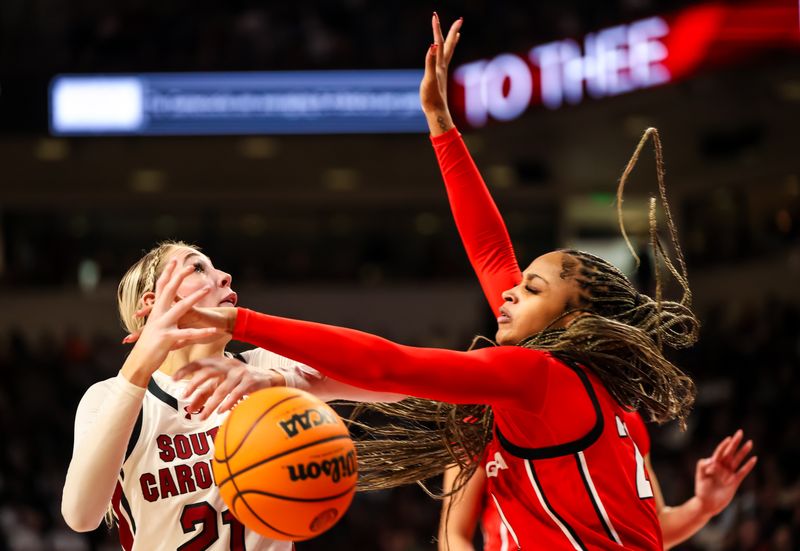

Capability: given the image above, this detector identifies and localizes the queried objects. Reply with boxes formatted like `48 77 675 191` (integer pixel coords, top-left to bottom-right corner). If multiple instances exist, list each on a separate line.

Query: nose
217 269 232 288
501 285 518 303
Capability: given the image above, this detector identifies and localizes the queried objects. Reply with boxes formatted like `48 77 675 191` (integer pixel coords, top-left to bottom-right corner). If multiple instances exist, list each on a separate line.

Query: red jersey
481 410 650 551
480 489 509 551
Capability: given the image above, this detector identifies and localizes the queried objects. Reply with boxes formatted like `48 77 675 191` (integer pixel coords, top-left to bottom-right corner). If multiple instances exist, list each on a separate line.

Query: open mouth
219 292 238 307
497 307 511 324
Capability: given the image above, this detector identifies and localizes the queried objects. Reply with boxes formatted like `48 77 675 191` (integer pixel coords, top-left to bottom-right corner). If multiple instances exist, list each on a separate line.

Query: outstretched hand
694 429 757 517
173 357 286 421
421 13 462 135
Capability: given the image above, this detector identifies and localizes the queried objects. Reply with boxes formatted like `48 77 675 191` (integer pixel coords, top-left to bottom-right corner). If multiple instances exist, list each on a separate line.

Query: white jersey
64 347 402 550
112 350 297 551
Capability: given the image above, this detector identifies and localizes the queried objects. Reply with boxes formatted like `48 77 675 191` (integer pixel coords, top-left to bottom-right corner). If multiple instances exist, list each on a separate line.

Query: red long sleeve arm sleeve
431 128 522 315
232 308 553 412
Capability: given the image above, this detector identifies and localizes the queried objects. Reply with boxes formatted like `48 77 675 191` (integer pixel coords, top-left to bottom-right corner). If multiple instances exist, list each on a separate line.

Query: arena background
1 0 799 549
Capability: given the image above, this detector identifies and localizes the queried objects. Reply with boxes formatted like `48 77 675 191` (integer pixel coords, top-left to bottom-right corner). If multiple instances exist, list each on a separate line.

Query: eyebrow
524 273 550 285
182 252 203 265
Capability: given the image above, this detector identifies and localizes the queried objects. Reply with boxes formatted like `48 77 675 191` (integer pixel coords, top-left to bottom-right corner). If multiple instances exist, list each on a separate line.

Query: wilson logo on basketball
278 407 339 438
287 450 357 484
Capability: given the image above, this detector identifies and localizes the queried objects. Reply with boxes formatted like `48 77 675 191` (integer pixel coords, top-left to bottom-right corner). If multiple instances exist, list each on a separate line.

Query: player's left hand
694 429 757 517
173 357 286 420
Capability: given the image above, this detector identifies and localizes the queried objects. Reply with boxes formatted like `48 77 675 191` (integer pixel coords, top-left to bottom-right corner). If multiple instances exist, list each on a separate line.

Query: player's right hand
173 357 286 420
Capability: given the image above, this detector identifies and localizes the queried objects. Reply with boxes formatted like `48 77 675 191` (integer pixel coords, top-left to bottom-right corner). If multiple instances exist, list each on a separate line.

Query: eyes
525 286 541 295
193 261 206 273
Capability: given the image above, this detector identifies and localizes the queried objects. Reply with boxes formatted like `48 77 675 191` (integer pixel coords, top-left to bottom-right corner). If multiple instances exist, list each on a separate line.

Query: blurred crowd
0 296 797 550
2 0 699 75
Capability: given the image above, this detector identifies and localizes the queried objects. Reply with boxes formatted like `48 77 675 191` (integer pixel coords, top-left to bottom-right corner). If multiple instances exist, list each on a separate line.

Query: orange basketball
212 386 357 541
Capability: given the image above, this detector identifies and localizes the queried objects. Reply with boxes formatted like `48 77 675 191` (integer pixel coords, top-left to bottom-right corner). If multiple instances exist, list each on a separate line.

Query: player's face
496 251 580 345
164 247 238 309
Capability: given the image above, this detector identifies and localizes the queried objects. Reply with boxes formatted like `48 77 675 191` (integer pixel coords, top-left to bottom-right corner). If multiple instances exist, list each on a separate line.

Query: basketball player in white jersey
62 241 402 551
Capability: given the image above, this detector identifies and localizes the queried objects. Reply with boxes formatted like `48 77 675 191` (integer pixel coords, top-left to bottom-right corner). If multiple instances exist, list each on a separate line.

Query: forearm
62 375 145 531
307 376 406 403
431 128 521 313
439 466 481 551
659 497 714 549
232 308 537 407
119 341 163 387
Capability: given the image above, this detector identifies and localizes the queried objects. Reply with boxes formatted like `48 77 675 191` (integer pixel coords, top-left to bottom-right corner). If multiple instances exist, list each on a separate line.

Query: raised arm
421 14 521 314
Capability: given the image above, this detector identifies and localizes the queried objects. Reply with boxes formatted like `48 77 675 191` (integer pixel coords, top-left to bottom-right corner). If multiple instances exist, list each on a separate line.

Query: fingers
122 330 142 344
730 439 754 470
216 384 246 416
176 362 221 397
198 383 238 420
733 456 758 485
424 43 438 79
154 258 178 296
443 18 463 64
698 457 715 477
173 360 207 382
723 429 744 457
134 304 153 319
169 327 221 347
432 12 444 46
710 435 732 464
157 265 196 312
217 370 278 414
162 285 211 324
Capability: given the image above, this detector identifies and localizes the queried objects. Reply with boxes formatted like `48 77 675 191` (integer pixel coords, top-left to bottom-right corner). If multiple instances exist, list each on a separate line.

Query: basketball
212 386 357 541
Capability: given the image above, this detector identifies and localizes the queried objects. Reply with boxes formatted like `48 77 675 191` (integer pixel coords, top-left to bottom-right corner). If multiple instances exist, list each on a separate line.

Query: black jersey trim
574 453 617 543
120 489 137 534
124 410 143 462
495 355 603 460
529 460 588 551
147 377 178 411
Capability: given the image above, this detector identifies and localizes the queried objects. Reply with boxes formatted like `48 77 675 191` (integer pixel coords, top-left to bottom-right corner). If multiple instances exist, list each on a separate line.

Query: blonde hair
116 240 198 334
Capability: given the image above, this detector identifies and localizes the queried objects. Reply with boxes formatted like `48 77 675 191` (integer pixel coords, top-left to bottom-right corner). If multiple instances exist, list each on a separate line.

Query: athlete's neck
158 337 231 378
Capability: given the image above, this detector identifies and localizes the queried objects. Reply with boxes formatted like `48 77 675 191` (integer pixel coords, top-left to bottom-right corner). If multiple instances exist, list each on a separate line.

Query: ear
140 292 156 310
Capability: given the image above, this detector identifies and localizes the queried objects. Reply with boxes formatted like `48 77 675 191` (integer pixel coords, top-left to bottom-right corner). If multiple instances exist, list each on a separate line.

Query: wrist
425 110 455 136
120 344 162 388
688 495 717 520
224 307 237 334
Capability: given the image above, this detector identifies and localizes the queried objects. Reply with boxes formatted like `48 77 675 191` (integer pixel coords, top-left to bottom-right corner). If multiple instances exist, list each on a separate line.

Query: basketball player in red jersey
132 17 753 550
419 14 756 550
62 242 401 551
